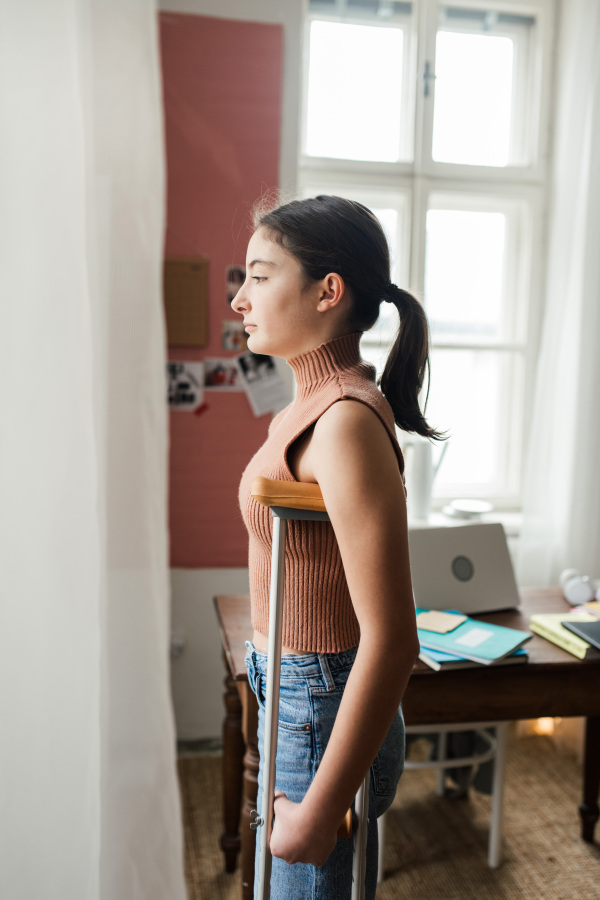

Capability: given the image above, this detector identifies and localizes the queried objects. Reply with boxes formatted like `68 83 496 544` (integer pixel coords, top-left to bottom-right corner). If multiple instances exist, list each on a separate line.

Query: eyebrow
248 258 277 269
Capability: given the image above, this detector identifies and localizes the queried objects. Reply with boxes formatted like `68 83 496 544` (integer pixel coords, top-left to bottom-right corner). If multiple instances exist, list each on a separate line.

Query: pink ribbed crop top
238 331 405 653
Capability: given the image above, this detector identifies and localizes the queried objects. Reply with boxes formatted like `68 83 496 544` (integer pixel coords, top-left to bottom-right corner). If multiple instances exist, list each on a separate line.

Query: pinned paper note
235 351 291 417
415 610 467 634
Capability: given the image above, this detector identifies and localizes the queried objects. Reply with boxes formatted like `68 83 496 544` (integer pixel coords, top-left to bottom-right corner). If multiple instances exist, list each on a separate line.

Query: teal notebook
416 608 532 665
419 646 529 671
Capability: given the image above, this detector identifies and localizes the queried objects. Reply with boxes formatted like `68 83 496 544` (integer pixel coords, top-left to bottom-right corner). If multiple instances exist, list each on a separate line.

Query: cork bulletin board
163 256 209 347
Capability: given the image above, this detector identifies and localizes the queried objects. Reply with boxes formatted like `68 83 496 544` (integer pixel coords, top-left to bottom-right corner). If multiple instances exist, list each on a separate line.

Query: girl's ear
316 273 346 313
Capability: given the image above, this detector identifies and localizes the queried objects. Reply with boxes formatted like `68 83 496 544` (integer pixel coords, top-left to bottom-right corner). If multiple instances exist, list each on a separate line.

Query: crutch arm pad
251 477 326 513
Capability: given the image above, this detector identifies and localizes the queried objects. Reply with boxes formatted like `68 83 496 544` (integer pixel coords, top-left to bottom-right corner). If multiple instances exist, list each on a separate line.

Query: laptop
408 522 521 614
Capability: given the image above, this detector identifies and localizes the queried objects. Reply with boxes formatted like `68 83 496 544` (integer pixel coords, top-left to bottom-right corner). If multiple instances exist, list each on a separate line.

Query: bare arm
270 400 419 865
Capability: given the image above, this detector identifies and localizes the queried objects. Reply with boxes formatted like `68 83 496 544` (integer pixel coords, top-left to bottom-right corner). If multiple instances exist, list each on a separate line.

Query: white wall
170 568 250 739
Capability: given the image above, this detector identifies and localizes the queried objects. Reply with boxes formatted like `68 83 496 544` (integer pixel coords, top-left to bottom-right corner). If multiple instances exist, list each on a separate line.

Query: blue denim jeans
245 642 405 900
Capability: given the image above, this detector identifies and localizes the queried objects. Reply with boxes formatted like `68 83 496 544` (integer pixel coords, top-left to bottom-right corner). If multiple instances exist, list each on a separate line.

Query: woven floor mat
176 731 600 899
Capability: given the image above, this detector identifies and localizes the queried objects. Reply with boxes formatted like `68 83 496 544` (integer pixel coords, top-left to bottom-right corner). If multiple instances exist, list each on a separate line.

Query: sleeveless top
238 331 405 653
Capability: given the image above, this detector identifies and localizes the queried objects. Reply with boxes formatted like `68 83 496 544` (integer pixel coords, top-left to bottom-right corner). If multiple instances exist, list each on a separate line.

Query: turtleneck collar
287 332 374 400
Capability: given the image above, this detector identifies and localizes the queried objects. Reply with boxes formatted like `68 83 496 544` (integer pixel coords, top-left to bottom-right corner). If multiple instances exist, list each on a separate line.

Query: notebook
408 522 520 614
561 619 600 651
418 646 529 672
416 607 531 664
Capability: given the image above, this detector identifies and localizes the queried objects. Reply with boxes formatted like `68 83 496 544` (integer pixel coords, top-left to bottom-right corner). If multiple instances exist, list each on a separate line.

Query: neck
287 332 372 399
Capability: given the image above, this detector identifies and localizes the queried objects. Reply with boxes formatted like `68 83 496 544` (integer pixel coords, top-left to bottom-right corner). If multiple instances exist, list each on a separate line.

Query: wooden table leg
240 682 259 900
220 660 245 872
580 715 600 842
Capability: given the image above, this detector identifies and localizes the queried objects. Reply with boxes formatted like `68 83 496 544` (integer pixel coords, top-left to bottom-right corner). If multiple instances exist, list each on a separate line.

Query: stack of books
529 606 600 659
416 608 532 671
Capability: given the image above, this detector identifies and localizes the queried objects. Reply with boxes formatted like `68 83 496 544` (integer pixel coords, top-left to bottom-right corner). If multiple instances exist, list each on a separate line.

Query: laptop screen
407 522 520 614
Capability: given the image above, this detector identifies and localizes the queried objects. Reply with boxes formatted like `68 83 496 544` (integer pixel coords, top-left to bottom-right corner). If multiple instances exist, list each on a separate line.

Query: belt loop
318 653 335 692
245 640 257 674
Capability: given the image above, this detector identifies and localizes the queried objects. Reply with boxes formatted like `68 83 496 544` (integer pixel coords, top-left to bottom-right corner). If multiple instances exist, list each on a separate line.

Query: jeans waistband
245 641 358 691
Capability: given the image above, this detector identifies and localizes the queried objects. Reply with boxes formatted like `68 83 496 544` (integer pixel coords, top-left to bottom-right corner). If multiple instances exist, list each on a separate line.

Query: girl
232 195 440 899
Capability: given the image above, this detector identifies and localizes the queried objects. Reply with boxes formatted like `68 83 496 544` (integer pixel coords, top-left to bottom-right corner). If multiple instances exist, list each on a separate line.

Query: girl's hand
269 792 338 867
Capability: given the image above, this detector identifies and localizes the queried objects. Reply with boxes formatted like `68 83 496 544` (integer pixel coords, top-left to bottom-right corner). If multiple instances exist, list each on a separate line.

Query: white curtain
517 0 600 587
0 2 187 899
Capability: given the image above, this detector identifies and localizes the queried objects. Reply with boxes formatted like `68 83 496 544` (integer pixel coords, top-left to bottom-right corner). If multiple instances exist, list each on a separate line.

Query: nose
231 283 249 315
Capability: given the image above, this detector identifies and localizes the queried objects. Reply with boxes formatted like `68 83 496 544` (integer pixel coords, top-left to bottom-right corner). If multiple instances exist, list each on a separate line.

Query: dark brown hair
255 195 443 439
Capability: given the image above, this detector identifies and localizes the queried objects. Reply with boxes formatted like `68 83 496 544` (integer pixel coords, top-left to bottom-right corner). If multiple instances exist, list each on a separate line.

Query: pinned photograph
238 353 276 383
167 361 205 412
204 357 241 390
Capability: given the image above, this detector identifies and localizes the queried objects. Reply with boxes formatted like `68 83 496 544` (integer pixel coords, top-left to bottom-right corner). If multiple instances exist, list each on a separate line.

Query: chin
246 331 299 360
245 332 262 353
247 333 275 357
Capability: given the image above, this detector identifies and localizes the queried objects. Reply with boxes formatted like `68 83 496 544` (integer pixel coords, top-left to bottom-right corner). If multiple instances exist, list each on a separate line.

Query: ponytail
379 284 445 441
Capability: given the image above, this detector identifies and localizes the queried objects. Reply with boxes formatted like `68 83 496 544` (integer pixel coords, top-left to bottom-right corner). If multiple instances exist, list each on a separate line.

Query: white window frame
301 2 418 164
298 0 556 510
422 1 551 177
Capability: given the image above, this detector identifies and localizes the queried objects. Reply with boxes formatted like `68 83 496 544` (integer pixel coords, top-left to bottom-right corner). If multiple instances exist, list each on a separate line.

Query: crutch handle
251 476 326 513
338 808 353 839
269 807 351 838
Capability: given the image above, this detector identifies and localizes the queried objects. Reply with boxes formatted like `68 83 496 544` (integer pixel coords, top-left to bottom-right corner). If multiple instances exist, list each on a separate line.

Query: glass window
423 196 527 498
432 31 513 165
425 208 507 342
305 20 404 162
432 7 537 167
426 349 523 495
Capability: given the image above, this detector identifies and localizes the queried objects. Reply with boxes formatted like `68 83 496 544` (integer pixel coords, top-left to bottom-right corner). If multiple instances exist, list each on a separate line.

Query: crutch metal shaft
255 514 287 898
351 771 371 900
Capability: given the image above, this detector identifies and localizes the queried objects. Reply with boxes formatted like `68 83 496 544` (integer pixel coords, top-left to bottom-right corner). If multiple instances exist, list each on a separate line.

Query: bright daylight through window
300 0 552 509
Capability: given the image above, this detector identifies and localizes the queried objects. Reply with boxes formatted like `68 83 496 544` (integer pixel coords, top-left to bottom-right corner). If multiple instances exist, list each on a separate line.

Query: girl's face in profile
231 227 324 360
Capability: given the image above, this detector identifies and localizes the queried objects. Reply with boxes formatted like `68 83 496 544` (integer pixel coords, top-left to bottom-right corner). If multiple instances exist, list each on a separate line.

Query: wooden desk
214 589 600 898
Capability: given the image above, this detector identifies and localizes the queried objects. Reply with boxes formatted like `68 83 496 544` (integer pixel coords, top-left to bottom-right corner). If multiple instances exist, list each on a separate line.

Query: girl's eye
252 276 266 283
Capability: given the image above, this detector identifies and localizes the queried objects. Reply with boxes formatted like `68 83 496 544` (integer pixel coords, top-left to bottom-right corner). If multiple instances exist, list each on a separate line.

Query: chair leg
435 730 448 797
488 722 509 868
377 811 387 883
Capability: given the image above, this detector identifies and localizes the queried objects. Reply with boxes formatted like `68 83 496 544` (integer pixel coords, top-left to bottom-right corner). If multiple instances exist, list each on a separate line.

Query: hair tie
384 283 406 308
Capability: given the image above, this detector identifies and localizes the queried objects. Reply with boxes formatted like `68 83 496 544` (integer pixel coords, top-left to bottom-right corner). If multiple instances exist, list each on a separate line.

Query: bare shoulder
308 399 407 573
307 399 403 494
313 399 395 456
316 397 374 427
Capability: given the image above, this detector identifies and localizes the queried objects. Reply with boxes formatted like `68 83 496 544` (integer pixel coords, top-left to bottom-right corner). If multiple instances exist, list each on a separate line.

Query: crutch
249 476 370 900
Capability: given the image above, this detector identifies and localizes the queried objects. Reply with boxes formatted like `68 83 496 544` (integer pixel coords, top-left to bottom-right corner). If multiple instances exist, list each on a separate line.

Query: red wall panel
160 13 283 567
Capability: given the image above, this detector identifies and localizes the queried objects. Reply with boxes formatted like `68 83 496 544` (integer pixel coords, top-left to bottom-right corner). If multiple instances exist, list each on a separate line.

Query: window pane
425 208 506 343
432 28 513 165
306 21 404 162
426 349 517 492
